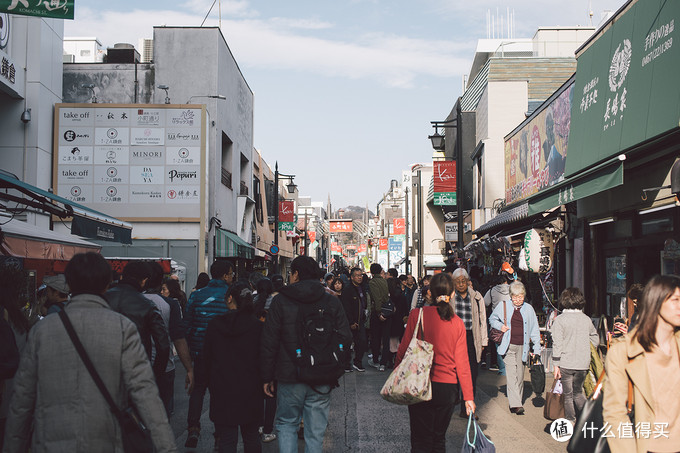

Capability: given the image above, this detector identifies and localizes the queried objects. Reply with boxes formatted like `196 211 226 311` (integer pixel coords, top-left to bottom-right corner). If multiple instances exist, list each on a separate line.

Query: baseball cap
43 274 70 294
500 262 514 275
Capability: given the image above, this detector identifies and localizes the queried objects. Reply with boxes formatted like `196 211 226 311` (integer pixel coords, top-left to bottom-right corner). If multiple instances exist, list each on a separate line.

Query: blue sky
65 0 627 209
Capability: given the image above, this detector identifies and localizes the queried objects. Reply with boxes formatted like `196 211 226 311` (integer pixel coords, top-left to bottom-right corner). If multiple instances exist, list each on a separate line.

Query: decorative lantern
523 228 554 273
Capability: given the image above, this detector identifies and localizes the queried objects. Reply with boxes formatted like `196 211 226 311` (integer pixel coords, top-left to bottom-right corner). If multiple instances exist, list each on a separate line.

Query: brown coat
602 329 680 453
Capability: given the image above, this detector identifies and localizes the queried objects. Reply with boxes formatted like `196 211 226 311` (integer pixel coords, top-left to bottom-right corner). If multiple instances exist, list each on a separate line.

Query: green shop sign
278 222 295 231
434 192 456 206
567 0 680 177
0 0 74 19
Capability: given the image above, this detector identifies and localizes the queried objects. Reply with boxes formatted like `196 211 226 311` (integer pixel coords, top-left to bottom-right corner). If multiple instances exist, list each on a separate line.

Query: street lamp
185 95 227 104
157 84 171 104
429 106 464 254
273 162 296 273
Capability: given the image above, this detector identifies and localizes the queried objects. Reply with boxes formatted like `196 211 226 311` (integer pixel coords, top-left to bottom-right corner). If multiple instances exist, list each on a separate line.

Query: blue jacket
185 279 229 357
489 299 541 362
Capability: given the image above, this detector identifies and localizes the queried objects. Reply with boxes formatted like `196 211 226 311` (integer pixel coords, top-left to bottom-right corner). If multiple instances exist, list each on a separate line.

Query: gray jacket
2 294 177 453
550 309 599 370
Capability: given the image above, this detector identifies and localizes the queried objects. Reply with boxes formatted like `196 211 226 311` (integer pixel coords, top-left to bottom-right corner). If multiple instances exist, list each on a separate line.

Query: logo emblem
106 186 117 197
167 190 177 199
0 13 9 50
106 167 117 177
178 148 189 158
106 150 117 160
608 39 632 92
64 130 76 142
550 418 574 442
107 128 118 139
70 186 81 197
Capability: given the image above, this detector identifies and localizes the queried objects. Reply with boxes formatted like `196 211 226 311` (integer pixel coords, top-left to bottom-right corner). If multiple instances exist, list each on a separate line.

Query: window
221 132 233 189
80 49 91 56
253 176 263 224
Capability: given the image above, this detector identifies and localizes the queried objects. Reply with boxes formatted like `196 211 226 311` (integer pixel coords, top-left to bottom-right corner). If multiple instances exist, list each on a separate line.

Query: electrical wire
200 0 217 27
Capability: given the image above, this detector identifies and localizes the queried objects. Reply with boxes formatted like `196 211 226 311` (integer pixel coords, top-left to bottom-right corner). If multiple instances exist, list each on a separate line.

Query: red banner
308 231 316 242
378 238 388 250
329 220 353 233
331 242 342 252
393 218 405 235
278 201 295 222
433 161 457 192
345 244 357 250
358 244 367 253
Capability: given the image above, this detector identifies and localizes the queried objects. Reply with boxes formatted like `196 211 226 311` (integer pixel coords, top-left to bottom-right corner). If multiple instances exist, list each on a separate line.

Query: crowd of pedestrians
1 252 679 452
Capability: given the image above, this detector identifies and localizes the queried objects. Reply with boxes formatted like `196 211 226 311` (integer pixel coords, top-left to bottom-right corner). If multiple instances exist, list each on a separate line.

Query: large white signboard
54 105 205 219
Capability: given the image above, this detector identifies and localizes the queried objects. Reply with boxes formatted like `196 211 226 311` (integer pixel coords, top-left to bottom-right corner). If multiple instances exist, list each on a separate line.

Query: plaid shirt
455 292 473 330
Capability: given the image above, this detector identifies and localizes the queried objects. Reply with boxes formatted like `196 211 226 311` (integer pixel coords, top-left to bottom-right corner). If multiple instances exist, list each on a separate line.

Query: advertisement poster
433 161 456 205
504 83 574 204
278 200 295 231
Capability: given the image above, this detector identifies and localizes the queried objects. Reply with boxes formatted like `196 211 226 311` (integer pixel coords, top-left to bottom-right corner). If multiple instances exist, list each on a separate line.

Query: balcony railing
221 168 232 189
240 181 249 196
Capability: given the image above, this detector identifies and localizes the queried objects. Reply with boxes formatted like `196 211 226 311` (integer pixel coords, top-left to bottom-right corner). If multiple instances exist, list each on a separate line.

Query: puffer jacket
2 294 177 453
260 280 352 383
105 281 170 376
184 279 229 358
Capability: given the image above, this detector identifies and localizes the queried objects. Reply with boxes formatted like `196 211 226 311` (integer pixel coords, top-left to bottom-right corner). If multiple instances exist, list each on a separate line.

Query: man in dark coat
340 267 367 372
105 261 170 378
260 256 352 453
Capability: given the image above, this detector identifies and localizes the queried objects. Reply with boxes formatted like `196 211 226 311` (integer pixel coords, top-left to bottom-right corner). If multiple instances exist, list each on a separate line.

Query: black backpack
289 298 345 391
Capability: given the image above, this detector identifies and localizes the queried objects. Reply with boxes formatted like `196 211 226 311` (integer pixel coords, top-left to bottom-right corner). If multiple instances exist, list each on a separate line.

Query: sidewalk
175 364 568 452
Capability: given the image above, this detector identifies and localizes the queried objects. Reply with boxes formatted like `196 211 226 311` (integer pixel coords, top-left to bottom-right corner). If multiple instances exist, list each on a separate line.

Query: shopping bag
543 379 565 421
529 355 545 394
380 309 433 405
461 412 496 453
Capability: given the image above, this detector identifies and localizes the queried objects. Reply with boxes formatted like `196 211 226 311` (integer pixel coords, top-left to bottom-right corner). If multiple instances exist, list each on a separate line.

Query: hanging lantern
523 228 554 273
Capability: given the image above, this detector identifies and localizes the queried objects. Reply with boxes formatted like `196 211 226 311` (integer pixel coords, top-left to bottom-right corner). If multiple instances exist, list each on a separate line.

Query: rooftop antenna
589 1 594 26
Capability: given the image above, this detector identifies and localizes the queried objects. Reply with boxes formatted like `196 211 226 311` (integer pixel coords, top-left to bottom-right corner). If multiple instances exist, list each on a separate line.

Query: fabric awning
0 172 132 244
473 203 530 237
528 161 623 216
215 228 254 259
0 219 101 260
423 255 446 268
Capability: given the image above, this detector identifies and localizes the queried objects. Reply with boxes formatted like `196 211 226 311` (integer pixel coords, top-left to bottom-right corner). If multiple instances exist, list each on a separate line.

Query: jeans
345 324 366 368
370 312 392 365
560 368 588 422
214 421 261 453
276 382 331 453
187 355 208 429
157 368 175 417
497 352 506 375
408 382 459 453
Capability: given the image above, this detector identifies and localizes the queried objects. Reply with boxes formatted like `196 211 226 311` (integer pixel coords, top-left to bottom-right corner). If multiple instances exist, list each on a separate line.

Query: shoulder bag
58 310 153 453
380 308 433 405
489 300 507 344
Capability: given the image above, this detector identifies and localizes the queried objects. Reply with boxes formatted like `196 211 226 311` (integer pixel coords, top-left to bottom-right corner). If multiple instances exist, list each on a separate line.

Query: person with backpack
260 256 352 453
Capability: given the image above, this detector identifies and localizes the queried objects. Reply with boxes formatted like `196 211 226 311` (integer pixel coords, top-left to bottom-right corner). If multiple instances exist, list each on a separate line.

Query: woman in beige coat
603 274 680 453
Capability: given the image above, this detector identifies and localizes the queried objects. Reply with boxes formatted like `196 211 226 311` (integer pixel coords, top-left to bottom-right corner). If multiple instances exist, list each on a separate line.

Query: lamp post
429 102 464 254
273 162 296 273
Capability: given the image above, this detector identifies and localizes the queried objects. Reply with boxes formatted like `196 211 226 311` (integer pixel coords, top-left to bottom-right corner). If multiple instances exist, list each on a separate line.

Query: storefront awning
423 255 446 268
0 172 132 244
473 203 530 236
215 228 254 259
1 218 101 260
528 161 623 216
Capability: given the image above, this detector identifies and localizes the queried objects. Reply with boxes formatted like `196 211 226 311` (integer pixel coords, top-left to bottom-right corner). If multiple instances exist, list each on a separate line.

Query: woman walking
203 282 263 453
396 272 475 452
489 280 541 415
603 275 680 453
550 287 599 423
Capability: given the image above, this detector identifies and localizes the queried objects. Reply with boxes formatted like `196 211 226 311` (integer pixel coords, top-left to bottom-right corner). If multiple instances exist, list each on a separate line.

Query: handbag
489 300 507 344
544 378 565 421
461 411 496 453
530 355 545 394
381 298 395 318
59 310 153 453
567 366 634 453
380 308 433 405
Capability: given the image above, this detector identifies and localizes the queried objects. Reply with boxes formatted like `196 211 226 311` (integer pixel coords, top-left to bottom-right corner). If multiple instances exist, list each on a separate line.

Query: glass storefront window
640 212 673 236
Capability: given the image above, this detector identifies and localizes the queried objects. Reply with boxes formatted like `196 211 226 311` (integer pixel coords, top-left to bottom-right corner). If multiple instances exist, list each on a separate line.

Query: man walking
41 274 69 315
367 263 390 371
260 256 352 453
3 252 177 452
340 267 367 372
184 260 234 448
451 268 488 417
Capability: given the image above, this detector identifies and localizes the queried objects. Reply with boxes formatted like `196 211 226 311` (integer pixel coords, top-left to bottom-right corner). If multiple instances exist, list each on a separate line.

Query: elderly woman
603 275 680 453
489 280 541 415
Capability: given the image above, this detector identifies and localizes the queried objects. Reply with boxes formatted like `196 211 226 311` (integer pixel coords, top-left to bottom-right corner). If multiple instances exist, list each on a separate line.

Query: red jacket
395 306 473 401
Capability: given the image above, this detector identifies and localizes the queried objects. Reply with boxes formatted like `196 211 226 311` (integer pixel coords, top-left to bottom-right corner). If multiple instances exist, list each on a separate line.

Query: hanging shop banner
307 231 316 242
433 161 456 205
0 0 74 19
393 218 405 235
523 228 554 274
358 243 367 253
566 0 680 178
345 244 357 250
378 238 389 250
278 221 294 231
389 238 402 252
278 200 295 222
329 220 353 233
505 81 574 204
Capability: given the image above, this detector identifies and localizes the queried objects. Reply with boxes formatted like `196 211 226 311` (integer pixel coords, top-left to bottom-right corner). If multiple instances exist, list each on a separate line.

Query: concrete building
63 37 104 63
61 27 255 287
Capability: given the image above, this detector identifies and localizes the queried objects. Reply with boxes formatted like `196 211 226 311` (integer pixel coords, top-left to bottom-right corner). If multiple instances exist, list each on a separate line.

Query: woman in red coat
396 272 475 452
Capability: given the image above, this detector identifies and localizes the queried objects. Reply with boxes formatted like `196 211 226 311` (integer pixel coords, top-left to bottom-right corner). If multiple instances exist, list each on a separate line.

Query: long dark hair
165 278 187 311
633 275 680 352
429 273 455 321
225 281 254 313
194 272 210 290
387 277 401 300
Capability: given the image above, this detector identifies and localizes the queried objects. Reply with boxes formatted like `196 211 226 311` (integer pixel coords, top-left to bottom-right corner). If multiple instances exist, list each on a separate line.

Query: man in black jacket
105 261 170 378
340 267 367 372
260 256 352 453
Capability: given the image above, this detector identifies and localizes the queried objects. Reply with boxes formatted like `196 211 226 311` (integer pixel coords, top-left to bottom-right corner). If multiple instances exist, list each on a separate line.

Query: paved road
168 360 568 452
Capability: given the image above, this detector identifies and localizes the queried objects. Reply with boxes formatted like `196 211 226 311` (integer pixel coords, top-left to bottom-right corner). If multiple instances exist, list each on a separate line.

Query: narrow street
170 362 566 452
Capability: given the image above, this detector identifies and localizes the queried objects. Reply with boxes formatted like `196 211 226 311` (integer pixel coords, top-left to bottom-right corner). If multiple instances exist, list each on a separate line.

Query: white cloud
65 7 473 88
